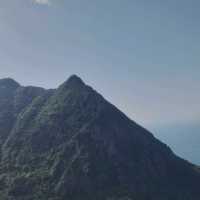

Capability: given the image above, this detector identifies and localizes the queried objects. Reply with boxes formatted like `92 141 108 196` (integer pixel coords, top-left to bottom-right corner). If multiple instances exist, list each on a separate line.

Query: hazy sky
0 0 200 127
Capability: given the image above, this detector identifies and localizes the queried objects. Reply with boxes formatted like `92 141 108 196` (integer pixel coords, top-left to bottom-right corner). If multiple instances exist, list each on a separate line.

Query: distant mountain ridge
0 75 199 200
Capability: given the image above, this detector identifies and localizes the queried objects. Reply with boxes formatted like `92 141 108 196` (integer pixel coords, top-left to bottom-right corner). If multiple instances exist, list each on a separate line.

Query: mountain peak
0 78 20 89
67 74 84 85
59 75 85 90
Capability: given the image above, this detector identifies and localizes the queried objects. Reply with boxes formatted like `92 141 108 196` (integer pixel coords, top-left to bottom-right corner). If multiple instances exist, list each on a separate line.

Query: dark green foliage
0 75 199 200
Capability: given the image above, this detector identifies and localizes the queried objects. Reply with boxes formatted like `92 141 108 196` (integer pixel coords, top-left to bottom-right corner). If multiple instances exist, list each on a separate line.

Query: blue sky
0 0 200 127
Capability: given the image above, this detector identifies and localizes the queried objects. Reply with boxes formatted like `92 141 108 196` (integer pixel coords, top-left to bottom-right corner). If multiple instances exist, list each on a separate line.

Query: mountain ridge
0 75 199 200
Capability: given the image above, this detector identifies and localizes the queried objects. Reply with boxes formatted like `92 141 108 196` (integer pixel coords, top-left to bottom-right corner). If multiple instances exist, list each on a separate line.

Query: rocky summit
0 75 199 200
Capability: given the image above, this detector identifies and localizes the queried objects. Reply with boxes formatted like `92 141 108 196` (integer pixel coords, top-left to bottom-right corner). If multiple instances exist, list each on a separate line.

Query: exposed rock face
0 75 199 200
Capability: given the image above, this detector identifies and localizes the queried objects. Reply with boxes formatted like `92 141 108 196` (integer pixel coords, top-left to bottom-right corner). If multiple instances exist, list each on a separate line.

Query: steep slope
153 124 200 165
0 75 199 200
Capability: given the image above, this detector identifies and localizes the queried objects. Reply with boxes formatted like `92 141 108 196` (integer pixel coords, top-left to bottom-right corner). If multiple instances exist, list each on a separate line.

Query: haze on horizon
0 0 199 164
